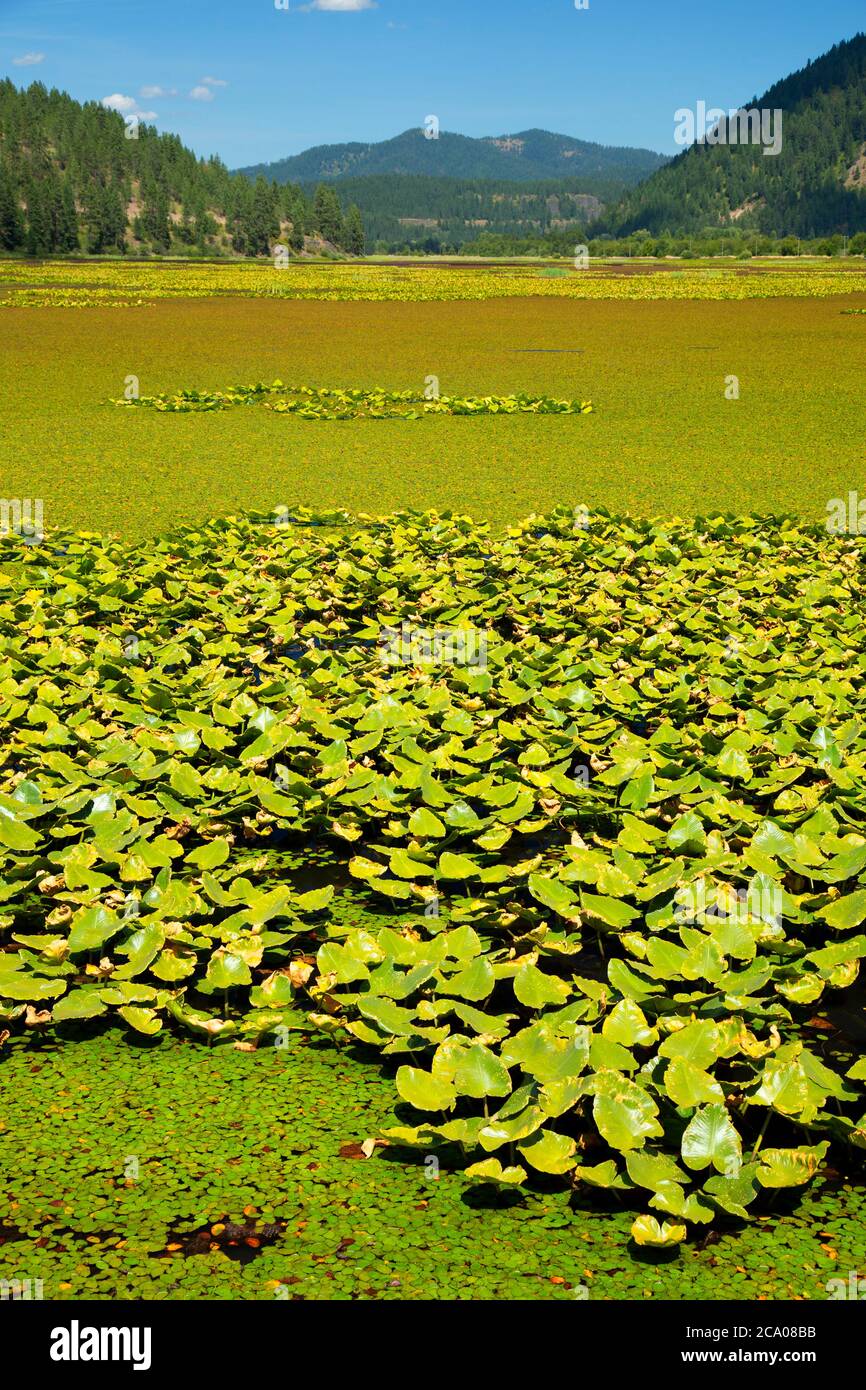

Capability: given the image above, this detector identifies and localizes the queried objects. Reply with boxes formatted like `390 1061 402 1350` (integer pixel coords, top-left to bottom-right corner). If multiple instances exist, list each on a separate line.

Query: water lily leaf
574 1160 627 1189
53 989 108 1022
118 1005 163 1035
358 996 420 1037
0 807 40 851
664 1056 725 1108
439 957 495 1001
465 1157 526 1185
151 946 198 983
625 1150 688 1190
621 771 654 811
389 848 435 879
452 1003 512 1039
66 906 123 955
513 961 571 1008
504 1023 590 1084
592 1071 663 1152
602 999 658 1048
479 1105 545 1150
316 941 370 985
589 1034 637 1073
631 1215 685 1248
114 925 165 979
580 892 638 929
408 807 446 838
438 851 480 879
453 1042 512 1099
718 747 753 781
681 1104 742 1174
518 1128 577 1174
442 925 482 960
203 950 252 991
168 760 203 800
0 976 65 1002
295 885 334 913
186 837 231 870
396 1065 455 1111
250 971 296 1008
756 1143 829 1188
702 1165 760 1219
819 891 866 931
649 1183 714 1223
667 811 705 851
752 1058 810 1115
528 874 580 918
350 856 389 878
658 1020 721 1070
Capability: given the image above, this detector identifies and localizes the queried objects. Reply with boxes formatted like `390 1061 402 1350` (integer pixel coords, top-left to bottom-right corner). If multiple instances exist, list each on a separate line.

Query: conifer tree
25 181 51 255
343 203 365 255
313 184 344 246
0 164 24 250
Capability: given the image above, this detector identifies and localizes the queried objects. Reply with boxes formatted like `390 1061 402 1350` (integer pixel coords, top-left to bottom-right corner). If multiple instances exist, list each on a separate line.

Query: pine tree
58 179 79 251
83 183 107 253
0 165 24 249
195 208 217 251
25 181 52 255
313 184 344 246
245 176 279 256
141 185 171 251
343 203 365 256
285 187 307 251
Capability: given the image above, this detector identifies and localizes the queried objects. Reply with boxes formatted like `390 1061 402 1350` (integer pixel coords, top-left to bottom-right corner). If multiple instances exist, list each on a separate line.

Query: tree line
0 79 365 257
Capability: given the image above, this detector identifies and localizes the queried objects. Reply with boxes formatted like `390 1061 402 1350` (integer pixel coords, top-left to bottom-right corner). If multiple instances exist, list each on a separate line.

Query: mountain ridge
598 32 866 237
235 126 667 186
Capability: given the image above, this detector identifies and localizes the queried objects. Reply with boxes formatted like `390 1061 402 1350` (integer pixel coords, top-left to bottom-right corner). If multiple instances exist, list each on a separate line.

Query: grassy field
1 285 865 536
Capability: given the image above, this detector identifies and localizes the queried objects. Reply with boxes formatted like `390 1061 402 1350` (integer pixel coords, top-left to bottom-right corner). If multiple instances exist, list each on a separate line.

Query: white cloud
101 94 157 120
189 78 227 102
102 93 137 113
140 84 177 98
12 52 45 66
304 0 378 10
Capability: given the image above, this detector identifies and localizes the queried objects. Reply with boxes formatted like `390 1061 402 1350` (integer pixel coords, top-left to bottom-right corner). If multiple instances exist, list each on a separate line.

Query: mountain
236 127 667 186
599 33 866 238
0 79 364 257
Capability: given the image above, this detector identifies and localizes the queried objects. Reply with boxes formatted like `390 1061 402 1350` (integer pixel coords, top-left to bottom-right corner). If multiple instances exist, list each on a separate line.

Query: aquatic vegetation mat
2 259 866 306
4 1028 864 1300
112 381 593 418
1 506 865 1255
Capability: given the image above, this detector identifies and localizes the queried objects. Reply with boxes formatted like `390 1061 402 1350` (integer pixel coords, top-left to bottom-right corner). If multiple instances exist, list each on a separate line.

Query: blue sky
1 0 863 167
